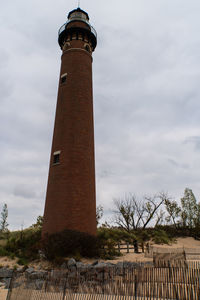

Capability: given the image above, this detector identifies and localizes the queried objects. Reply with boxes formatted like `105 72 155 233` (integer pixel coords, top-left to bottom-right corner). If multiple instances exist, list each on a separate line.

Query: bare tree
113 192 168 232
155 209 165 227
142 192 168 228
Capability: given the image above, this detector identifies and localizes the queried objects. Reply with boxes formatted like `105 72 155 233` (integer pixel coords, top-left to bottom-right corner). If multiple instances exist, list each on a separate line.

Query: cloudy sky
1 0 200 229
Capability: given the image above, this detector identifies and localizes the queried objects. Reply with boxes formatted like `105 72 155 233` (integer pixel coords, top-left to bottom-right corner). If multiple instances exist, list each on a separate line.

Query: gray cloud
184 136 200 151
13 185 38 199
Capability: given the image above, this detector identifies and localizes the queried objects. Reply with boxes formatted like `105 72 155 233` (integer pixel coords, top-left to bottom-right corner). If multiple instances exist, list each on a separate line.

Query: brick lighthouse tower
42 8 97 236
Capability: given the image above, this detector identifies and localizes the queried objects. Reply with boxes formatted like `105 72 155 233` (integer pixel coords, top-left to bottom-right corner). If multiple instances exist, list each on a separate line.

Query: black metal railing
58 19 97 39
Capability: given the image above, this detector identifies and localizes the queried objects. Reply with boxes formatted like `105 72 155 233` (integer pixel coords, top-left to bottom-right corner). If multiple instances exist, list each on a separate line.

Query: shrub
154 224 190 238
17 258 28 266
9 252 15 260
42 229 100 260
5 227 41 261
152 230 171 244
135 230 151 252
97 228 127 259
0 247 9 257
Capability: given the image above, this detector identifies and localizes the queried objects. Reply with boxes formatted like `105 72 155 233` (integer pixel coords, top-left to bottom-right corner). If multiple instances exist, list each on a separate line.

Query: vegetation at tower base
0 188 200 265
42 230 100 260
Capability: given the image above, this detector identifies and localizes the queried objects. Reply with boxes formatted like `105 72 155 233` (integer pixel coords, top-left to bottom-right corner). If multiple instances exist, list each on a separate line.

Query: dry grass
0 256 18 268
0 239 6 247
0 287 8 300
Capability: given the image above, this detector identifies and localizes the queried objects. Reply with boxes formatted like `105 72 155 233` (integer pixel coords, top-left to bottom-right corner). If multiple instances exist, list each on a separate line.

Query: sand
0 287 8 300
0 257 19 268
82 237 200 264
151 237 200 249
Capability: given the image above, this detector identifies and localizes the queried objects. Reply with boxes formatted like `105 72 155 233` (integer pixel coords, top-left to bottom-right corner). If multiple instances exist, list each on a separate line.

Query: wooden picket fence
6 262 200 300
146 246 200 261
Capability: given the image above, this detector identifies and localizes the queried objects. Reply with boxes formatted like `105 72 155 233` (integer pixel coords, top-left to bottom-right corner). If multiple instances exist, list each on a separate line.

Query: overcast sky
1 0 200 229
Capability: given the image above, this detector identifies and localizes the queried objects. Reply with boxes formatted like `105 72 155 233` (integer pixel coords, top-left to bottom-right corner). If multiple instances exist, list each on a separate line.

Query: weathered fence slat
6 264 200 300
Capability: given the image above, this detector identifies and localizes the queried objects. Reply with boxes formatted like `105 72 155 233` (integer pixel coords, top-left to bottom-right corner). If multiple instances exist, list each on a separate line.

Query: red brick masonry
42 15 97 236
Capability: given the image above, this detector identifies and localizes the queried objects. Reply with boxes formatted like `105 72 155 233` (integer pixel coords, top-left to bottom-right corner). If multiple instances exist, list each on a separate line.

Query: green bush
42 229 100 260
5 227 41 261
17 258 28 266
0 246 9 257
154 224 191 238
193 226 200 239
8 252 15 260
97 227 136 243
152 230 171 244
97 227 130 259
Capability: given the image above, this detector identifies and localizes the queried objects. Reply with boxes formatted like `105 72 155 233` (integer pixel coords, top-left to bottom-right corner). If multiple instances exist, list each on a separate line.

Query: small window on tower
53 151 61 165
85 44 91 53
60 73 67 84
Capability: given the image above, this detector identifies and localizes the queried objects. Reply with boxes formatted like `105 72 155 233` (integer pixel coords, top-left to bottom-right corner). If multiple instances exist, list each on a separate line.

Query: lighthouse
42 8 97 236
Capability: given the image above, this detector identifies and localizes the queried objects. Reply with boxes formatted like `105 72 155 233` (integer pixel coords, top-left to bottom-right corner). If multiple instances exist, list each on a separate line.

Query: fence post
118 243 120 253
133 239 138 253
62 279 67 300
134 274 137 300
102 267 105 295
127 242 129 253
44 276 48 292
6 270 15 300
168 261 179 300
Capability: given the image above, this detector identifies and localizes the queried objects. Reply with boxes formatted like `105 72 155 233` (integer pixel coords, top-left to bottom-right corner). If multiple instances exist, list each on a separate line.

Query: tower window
60 73 67 84
84 44 91 53
53 151 61 164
